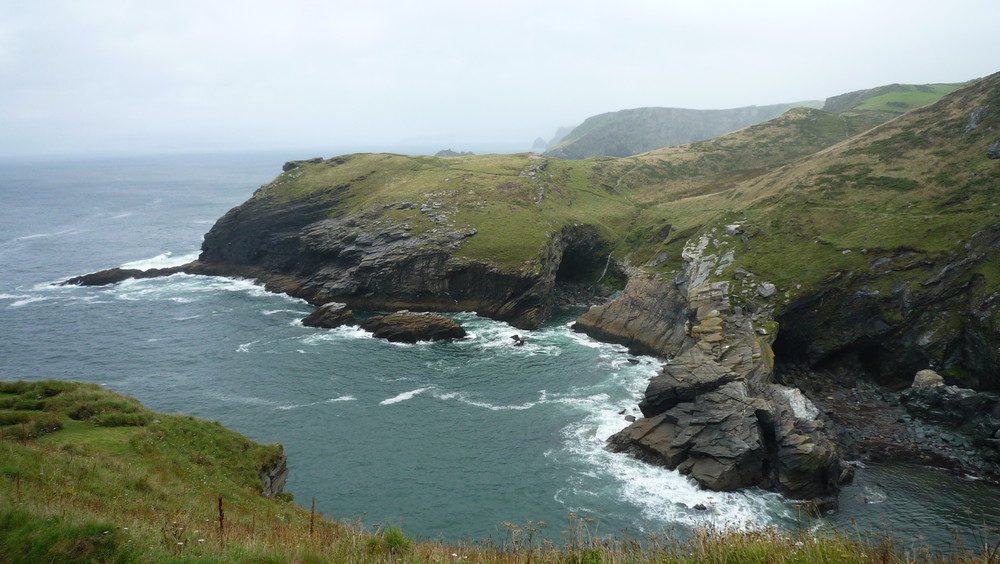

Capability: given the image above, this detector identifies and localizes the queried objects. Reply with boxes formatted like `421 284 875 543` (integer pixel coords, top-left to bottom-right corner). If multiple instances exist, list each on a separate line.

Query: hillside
543 101 822 159
545 82 962 161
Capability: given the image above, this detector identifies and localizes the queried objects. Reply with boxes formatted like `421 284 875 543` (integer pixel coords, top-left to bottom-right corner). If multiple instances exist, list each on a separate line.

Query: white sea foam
236 341 259 353
300 325 372 345
379 387 431 405
212 393 278 407
263 309 308 316
9 296 50 308
556 380 792 531
276 396 357 410
121 251 200 270
12 228 80 241
436 390 539 411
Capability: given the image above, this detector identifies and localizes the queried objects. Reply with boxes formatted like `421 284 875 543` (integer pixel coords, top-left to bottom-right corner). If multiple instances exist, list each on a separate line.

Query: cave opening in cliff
555 236 611 286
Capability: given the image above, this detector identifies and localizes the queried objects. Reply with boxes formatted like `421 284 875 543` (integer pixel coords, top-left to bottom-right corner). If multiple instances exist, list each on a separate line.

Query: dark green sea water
2 153 999 548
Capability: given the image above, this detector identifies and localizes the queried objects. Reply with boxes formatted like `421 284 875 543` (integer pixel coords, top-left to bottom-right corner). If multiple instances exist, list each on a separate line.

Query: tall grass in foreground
2 380 999 563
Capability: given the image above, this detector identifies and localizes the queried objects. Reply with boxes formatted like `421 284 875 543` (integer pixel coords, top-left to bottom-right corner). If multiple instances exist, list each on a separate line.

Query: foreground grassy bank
1 380 996 563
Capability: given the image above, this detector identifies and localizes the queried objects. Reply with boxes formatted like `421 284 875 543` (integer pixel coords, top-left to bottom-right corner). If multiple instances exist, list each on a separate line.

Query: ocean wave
120 251 200 270
7 296 51 308
236 340 259 353
557 392 793 531
300 325 372 345
276 396 357 410
379 387 431 405
11 228 81 242
435 390 538 411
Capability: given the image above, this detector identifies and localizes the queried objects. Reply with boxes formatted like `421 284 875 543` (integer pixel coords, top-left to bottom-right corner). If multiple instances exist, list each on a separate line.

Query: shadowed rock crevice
772 220 1000 392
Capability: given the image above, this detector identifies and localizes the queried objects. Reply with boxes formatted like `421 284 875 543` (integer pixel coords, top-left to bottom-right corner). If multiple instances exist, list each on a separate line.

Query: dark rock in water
359 311 466 343
610 380 770 491
62 266 193 286
62 267 146 286
624 414 636 422
692 503 708 511
572 275 692 357
600 277 849 502
301 302 355 329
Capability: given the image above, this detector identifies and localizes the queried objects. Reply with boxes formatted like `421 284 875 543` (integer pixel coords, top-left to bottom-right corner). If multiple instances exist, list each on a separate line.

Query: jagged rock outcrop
358 311 466 343
67 186 612 330
595 277 849 503
301 302 356 328
260 454 289 497
572 274 691 357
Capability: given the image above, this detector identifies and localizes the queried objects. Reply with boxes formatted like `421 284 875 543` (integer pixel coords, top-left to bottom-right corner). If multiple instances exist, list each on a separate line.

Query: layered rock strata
579 277 850 504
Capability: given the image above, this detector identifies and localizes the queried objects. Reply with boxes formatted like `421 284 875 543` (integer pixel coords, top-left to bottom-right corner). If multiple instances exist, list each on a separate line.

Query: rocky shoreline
779 364 1000 484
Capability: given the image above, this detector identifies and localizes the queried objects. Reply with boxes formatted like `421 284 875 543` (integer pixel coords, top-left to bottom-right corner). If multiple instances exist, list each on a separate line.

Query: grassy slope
253 153 641 272
544 101 822 159
240 74 996 297
3 380 994 563
714 74 1000 303
852 83 965 113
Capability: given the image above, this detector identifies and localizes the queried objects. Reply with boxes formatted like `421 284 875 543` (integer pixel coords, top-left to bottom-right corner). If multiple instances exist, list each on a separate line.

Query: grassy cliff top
227 73 998 302
251 152 641 271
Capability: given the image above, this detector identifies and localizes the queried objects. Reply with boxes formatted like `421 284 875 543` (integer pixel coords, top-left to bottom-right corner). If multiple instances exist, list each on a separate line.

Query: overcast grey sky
1 0 997 157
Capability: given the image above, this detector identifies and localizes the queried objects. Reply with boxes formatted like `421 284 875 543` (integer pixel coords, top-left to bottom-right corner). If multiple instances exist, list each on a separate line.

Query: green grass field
853 84 965 113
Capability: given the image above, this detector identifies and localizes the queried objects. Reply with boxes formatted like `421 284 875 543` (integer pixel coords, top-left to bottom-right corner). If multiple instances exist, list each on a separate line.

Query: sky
1 0 998 157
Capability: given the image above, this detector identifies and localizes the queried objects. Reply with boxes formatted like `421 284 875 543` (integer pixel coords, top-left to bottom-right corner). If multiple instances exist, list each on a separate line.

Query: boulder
988 140 1000 159
912 369 945 389
902 370 1000 429
359 311 466 343
301 302 355 328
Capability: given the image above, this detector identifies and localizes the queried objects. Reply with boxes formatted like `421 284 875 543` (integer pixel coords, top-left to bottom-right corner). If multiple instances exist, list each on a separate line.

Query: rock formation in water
358 311 466 343
575 230 850 505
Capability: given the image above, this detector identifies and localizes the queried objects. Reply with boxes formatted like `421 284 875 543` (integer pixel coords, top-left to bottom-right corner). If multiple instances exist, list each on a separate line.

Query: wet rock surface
300 302 355 329
601 279 849 503
358 311 467 343
778 365 1000 482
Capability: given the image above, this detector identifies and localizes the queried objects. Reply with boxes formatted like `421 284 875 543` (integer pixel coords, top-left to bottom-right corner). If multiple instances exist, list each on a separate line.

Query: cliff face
197 177 615 329
773 220 1000 391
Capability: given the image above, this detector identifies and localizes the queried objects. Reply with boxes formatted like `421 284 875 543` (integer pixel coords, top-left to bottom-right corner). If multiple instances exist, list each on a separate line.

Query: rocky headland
63 72 1000 507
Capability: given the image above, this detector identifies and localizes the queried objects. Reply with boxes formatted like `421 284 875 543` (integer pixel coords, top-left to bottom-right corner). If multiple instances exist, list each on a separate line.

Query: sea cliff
63 72 1000 504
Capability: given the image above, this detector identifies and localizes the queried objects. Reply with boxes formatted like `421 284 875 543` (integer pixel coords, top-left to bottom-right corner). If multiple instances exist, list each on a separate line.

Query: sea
2 152 1000 549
